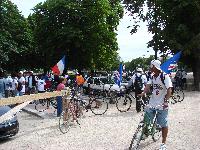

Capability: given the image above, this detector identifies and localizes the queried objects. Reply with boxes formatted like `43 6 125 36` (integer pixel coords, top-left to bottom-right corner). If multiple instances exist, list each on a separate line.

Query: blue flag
118 63 123 86
161 51 182 74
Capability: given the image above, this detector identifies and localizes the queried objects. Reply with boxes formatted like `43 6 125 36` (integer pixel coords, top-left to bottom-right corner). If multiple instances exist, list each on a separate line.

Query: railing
0 89 70 124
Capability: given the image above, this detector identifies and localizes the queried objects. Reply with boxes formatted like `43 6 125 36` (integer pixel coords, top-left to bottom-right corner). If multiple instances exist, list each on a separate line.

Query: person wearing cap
138 60 172 150
129 68 147 112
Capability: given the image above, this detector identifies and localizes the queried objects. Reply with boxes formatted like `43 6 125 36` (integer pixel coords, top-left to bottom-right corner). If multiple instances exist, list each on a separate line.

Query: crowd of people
0 61 188 150
0 68 88 99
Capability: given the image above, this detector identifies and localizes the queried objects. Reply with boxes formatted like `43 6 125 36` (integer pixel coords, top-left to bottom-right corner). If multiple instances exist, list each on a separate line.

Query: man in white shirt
37 79 46 93
18 71 26 96
130 68 147 112
138 60 172 150
4 75 13 97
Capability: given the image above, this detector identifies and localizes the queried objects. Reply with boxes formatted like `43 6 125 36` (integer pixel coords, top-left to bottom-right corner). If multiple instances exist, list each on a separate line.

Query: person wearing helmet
138 60 172 150
130 67 147 112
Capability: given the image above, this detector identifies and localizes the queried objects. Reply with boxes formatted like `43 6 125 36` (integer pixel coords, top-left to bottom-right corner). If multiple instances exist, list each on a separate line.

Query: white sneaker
159 143 167 150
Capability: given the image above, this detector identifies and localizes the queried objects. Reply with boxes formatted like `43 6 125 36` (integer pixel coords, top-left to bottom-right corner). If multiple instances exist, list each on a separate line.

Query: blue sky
11 0 155 62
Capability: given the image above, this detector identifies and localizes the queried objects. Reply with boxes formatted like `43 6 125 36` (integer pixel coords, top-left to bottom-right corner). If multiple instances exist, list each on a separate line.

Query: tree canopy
0 0 33 70
124 0 200 90
28 0 123 71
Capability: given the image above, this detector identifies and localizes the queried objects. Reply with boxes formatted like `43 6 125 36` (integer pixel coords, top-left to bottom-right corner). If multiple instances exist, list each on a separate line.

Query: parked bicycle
89 84 134 115
59 87 103 133
34 89 57 112
170 82 185 104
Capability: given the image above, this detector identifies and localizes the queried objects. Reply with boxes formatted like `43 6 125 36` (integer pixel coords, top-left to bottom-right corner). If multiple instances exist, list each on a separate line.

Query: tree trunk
191 56 200 91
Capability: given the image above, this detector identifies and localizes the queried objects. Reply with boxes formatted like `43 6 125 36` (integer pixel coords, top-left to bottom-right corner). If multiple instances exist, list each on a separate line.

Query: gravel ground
0 91 200 150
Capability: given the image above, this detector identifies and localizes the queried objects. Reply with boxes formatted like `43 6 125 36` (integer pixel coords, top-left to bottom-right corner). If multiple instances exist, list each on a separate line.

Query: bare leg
162 127 168 144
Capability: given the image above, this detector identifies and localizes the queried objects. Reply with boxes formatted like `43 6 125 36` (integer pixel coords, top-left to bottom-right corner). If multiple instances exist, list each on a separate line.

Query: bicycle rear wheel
129 122 144 150
116 95 132 112
90 97 108 115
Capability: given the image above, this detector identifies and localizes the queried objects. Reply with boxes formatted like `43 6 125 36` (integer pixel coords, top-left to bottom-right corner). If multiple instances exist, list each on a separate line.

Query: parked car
0 106 19 139
83 76 128 94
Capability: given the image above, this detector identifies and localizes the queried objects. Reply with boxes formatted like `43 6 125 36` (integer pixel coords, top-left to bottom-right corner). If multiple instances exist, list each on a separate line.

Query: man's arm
164 87 172 102
138 84 151 97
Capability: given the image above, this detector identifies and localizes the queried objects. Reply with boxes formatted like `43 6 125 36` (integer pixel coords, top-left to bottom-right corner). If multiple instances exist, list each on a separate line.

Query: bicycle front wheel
59 110 73 134
116 95 132 112
152 123 162 142
129 122 144 150
90 97 108 115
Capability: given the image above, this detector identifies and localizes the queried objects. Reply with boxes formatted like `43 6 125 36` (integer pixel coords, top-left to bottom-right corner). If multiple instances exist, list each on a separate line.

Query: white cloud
116 13 154 62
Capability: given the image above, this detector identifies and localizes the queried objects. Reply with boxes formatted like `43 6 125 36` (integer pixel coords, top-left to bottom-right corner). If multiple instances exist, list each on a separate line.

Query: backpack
134 74 143 90
76 75 85 85
17 81 23 91
160 72 166 87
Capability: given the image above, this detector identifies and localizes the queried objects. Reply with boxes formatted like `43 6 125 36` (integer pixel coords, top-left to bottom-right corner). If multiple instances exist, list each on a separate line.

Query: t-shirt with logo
147 73 173 110
37 79 46 92
11 78 18 91
5 76 13 90
19 76 26 93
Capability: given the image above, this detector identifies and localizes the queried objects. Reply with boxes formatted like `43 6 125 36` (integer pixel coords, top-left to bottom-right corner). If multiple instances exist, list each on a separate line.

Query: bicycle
34 89 57 112
170 82 184 104
129 104 162 150
59 89 82 133
88 83 133 115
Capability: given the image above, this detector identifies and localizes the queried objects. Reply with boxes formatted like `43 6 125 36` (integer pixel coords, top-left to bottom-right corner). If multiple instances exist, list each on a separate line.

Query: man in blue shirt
0 69 6 98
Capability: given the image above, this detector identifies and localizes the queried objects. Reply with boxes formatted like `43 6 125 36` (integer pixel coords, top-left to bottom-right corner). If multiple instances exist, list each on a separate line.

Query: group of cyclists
0 59 187 150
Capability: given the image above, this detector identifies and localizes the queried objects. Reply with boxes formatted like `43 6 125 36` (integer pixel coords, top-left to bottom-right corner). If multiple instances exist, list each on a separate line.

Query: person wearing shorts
139 60 172 150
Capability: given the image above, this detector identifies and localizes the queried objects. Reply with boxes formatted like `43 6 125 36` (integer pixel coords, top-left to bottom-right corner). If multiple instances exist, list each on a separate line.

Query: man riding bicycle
138 60 172 150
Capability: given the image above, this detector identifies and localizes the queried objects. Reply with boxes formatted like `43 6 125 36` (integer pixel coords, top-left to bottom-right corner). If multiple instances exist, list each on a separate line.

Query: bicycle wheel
116 95 132 112
90 97 108 115
129 122 144 150
59 110 72 134
35 99 48 112
175 88 184 102
152 123 162 142
50 97 57 109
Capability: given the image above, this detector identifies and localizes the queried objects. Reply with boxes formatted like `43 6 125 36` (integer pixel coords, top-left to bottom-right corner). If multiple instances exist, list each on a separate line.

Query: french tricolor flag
51 56 65 75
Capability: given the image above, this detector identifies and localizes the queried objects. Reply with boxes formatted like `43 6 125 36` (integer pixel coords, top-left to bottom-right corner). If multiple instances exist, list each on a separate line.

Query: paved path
0 91 200 150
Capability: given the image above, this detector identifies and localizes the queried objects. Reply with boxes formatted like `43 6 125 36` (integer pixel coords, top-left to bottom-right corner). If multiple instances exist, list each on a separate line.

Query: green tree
29 0 123 72
124 0 200 90
0 0 33 70
124 55 154 71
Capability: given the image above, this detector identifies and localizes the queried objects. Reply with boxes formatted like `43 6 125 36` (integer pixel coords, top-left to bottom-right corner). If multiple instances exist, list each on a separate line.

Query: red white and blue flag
51 56 65 75
161 51 181 74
